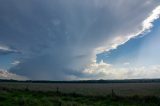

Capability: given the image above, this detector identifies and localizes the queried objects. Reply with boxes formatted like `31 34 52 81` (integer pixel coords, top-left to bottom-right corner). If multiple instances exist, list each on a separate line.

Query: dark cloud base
0 0 159 80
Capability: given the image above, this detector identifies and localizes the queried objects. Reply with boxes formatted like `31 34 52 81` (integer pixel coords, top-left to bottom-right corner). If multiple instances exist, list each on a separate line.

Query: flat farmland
0 82 160 106
0 82 160 96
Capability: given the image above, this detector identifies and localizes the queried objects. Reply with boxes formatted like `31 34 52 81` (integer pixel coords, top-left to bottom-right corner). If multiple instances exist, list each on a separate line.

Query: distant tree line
0 79 160 83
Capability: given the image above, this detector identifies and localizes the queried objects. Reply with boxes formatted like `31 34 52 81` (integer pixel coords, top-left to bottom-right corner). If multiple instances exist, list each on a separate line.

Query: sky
97 19 160 66
0 0 160 80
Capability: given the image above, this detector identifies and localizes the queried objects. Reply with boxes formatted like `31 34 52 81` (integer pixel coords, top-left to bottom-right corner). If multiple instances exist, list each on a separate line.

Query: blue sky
0 54 16 69
97 19 160 67
0 0 160 80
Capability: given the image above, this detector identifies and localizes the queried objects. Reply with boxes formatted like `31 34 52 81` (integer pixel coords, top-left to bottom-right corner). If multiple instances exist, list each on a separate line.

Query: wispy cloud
0 45 18 55
11 60 20 66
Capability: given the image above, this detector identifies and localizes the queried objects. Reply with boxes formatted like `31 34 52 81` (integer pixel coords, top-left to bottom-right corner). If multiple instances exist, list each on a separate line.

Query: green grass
0 82 160 106
1 82 160 96
0 88 160 106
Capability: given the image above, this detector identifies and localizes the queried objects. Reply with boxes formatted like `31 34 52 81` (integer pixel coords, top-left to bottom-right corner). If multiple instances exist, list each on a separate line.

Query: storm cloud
0 0 159 80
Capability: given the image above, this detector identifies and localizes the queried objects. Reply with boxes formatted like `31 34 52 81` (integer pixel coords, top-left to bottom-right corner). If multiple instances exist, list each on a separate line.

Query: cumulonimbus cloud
0 0 159 80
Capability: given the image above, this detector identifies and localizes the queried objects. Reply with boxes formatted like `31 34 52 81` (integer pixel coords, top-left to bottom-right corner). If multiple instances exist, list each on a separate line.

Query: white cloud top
84 5 160 79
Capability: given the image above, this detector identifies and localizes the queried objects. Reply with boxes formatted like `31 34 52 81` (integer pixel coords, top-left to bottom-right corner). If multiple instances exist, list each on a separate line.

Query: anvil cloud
0 0 160 80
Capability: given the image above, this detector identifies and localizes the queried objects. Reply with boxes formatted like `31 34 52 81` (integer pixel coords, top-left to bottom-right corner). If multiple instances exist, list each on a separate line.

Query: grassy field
0 82 160 106
0 82 160 96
